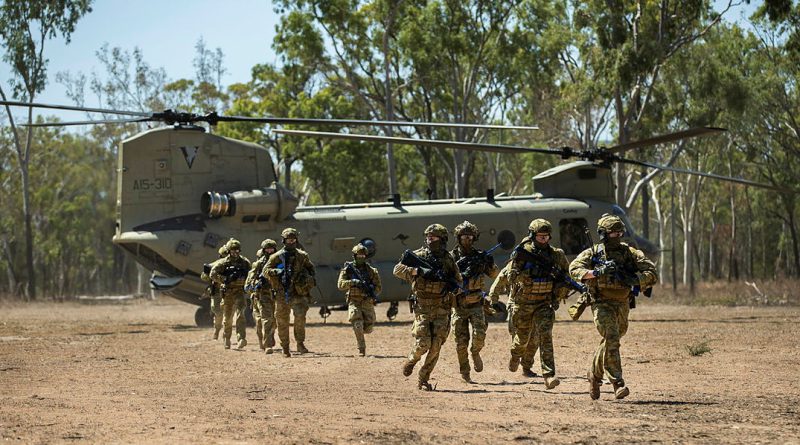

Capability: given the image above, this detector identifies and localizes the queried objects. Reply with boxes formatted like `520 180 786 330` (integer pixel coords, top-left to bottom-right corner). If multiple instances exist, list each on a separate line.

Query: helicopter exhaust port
201 183 299 221
202 192 233 218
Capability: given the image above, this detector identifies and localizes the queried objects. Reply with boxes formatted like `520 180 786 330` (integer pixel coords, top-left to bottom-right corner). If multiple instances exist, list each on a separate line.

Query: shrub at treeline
1 1 799 299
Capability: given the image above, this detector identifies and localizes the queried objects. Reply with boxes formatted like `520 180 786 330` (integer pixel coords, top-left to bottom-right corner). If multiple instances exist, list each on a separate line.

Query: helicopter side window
242 215 256 223
559 218 590 255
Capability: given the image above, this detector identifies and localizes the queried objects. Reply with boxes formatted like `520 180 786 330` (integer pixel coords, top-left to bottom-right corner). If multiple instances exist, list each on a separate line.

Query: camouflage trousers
510 300 556 377
348 298 376 350
210 296 223 332
252 295 276 349
507 302 538 370
590 299 629 385
407 302 451 383
452 303 487 374
221 290 247 342
275 296 309 349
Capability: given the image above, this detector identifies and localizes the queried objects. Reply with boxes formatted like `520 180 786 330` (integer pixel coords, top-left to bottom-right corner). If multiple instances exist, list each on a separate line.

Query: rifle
245 276 268 293
400 249 463 294
589 239 653 309
222 264 249 285
279 251 294 303
455 243 501 282
345 262 379 303
512 245 588 294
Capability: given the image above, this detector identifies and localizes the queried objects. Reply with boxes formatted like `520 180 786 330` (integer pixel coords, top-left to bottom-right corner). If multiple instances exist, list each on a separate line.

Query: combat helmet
454 220 480 241
261 239 278 250
281 228 299 239
256 249 264 258
597 213 626 234
424 223 449 242
218 246 229 257
352 244 369 256
528 218 552 234
225 238 242 251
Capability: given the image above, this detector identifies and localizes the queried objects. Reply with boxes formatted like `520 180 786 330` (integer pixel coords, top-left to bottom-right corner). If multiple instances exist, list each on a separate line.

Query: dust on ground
1 297 799 444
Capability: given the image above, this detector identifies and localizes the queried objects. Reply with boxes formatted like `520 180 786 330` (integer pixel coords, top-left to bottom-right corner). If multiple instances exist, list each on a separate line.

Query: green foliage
686 339 712 357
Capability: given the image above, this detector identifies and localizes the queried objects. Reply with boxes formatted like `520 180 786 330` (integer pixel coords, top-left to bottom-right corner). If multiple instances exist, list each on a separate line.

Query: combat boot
509 355 520 372
223 337 231 349
297 342 309 354
418 381 434 391
213 327 221 340
544 376 561 390
461 372 472 383
265 347 274 355
402 360 416 377
471 351 483 373
587 371 601 400
282 346 292 357
236 338 247 350
522 368 537 378
613 381 630 400
358 347 366 357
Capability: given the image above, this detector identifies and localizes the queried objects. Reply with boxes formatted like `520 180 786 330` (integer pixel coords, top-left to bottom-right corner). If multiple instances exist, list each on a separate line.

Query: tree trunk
670 173 677 292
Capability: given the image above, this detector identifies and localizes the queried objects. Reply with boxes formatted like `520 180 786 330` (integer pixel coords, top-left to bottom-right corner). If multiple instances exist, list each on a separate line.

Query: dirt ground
1 297 799 444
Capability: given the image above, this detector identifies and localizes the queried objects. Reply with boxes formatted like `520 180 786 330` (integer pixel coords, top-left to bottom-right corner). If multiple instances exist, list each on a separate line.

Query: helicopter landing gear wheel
319 305 332 319
387 301 399 321
194 305 213 327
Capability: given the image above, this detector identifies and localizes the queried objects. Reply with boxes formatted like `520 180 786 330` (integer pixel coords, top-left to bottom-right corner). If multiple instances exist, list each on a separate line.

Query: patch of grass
686 340 712 357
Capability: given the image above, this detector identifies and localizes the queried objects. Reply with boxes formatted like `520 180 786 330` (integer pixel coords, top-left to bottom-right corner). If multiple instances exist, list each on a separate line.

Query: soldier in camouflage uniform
209 239 251 350
569 214 658 400
507 219 568 390
263 228 316 357
450 221 499 382
246 239 278 354
394 224 462 391
201 246 228 340
338 244 382 357
488 261 540 377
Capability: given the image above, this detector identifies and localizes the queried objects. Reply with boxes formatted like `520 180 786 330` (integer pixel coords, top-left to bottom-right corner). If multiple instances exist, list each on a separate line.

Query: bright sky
0 0 279 119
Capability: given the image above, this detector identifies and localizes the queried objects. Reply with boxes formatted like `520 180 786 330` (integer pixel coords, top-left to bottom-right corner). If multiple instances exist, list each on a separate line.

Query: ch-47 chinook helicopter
3 100 783 326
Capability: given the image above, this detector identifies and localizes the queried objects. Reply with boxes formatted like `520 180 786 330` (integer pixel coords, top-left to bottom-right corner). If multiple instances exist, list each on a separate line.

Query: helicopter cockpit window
559 218 590 255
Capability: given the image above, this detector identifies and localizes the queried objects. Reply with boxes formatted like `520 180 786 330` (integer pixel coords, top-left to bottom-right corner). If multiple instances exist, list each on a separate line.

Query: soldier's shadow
435 387 517 394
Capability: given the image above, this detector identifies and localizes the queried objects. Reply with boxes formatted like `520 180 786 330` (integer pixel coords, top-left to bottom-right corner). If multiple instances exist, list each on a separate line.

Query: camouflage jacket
569 242 657 302
337 262 382 302
263 248 316 298
246 256 273 299
487 261 513 304
209 255 252 290
201 256 226 298
393 246 462 300
508 239 569 302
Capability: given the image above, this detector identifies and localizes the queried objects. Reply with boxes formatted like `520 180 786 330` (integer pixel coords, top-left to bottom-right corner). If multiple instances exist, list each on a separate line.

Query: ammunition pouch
518 275 554 295
414 278 446 295
460 290 483 305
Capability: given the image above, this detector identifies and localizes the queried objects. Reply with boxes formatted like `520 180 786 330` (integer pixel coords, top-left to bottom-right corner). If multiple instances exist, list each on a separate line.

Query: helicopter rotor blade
0 99 152 117
618 157 791 192
216 115 539 130
272 129 563 155
606 127 726 154
23 118 153 127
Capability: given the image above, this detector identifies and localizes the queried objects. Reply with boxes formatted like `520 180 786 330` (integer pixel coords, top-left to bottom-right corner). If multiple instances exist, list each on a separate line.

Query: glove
350 279 362 287
551 299 560 311
268 268 282 277
593 260 617 277
508 269 519 282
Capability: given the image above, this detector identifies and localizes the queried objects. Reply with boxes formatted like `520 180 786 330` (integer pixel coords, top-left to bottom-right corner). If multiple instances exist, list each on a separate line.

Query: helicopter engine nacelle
202 183 299 222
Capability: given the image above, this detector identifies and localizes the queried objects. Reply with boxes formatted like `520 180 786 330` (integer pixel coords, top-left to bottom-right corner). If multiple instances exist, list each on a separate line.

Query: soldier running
337 243 382 356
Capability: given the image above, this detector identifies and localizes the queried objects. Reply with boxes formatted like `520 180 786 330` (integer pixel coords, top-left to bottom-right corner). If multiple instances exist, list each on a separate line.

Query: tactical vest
514 243 555 301
411 248 455 304
594 243 636 301
343 262 375 302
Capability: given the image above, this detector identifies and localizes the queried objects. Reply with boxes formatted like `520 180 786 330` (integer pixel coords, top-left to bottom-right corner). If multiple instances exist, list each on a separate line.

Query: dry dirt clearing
1 298 799 444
